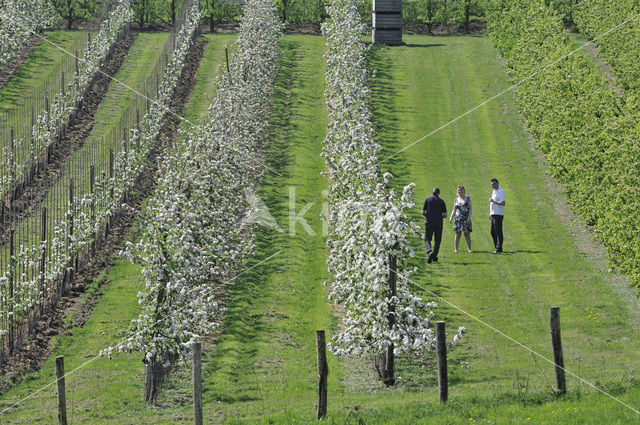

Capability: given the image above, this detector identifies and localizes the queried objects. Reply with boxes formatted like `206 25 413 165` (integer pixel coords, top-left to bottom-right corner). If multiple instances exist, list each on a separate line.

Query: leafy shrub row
487 0 640 285
107 0 282 365
574 0 640 92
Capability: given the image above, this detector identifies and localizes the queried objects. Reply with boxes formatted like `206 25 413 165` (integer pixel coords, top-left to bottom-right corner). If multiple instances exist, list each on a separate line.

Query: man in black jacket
422 187 447 263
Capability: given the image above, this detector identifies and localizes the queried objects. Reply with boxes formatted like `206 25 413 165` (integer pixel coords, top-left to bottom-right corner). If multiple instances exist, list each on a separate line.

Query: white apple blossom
0 0 56 72
0 0 199 339
104 0 282 365
1 0 132 202
322 0 464 359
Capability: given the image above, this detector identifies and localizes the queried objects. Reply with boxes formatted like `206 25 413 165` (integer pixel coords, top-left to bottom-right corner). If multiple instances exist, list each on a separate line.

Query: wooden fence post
55 356 67 425
8 232 15 354
316 330 328 419
69 178 74 280
436 321 448 403
90 165 96 258
225 44 230 74
10 127 16 192
383 251 397 387
109 149 114 179
550 306 566 394
40 207 47 317
192 342 203 425
45 91 50 131
31 107 36 178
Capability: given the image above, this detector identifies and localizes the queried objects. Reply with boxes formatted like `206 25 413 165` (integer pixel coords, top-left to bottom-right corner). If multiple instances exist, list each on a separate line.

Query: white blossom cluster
322 0 464 357
0 0 132 201
0 0 57 72
0 0 199 338
104 0 282 364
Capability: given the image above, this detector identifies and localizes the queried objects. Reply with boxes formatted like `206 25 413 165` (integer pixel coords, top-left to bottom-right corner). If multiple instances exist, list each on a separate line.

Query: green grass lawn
198 33 335 423
3 34 640 425
0 31 88 116
181 33 237 127
0 30 88 173
75 32 170 194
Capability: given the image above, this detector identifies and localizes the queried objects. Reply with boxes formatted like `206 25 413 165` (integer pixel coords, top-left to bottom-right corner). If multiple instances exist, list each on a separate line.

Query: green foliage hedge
574 0 640 92
487 0 640 286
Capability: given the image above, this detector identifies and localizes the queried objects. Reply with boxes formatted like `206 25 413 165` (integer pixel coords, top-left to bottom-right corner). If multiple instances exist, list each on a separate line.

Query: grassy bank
0 30 88 115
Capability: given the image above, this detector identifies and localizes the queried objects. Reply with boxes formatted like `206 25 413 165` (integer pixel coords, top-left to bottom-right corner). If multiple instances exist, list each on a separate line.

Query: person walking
422 187 447 263
489 178 506 253
449 185 473 253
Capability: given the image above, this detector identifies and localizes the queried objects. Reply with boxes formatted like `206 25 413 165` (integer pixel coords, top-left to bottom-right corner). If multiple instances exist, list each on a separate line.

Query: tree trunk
209 0 215 33
67 0 73 30
144 358 164 404
383 251 397 387
464 0 470 33
443 0 447 27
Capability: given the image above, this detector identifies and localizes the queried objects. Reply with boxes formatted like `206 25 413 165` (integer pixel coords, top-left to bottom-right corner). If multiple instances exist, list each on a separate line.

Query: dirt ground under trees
0 34 207 395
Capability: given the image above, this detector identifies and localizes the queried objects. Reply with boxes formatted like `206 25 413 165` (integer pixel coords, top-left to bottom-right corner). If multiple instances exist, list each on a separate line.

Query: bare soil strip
0 33 136 246
0 35 207 395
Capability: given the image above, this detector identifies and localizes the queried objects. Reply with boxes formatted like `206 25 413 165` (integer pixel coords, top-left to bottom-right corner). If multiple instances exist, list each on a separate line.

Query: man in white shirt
489 178 506 253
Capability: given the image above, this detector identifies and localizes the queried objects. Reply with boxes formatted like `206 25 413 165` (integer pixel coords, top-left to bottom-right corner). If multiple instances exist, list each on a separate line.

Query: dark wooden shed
372 0 402 45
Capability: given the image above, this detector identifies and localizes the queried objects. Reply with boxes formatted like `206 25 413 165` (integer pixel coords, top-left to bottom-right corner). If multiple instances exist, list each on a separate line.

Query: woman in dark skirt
449 185 473 253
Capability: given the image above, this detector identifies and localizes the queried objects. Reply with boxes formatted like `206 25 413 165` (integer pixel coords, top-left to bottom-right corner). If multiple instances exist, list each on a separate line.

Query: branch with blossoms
104 0 282 379
0 0 56 72
1 0 133 202
322 0 464 384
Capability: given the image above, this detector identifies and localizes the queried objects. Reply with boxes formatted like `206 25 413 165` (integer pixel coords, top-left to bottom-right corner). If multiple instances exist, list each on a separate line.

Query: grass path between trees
199 34 336 423
0 31 88 116
364 34 640 423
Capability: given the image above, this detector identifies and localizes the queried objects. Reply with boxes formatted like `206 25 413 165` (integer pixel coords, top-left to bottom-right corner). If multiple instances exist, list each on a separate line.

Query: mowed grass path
182 33 237 125
0 35 232 424
365 34 640 420
201 34 337 423
0 31 88 115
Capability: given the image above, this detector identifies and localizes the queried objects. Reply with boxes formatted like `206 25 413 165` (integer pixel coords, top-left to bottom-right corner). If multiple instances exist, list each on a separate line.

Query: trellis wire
0 0 197 364
0 0 118 207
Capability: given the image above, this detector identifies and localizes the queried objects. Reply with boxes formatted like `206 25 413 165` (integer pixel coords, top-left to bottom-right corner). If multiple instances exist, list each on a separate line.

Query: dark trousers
490 214 504 251
425 223 443 259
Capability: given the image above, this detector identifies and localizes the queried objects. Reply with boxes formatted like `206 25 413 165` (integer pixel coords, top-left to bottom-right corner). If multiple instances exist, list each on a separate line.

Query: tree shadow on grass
203 40 301 403
368 44 411 184
403 43 446 48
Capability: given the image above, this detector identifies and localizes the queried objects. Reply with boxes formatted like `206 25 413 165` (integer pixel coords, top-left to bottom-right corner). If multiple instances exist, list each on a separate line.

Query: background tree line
54 0 586 31
54 0 488 30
